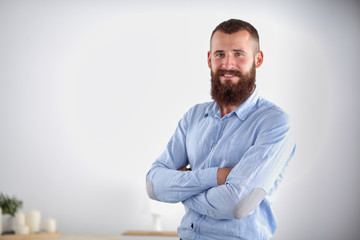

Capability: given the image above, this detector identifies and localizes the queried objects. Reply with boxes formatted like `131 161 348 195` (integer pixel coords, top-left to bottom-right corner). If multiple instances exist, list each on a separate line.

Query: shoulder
254 97 291 127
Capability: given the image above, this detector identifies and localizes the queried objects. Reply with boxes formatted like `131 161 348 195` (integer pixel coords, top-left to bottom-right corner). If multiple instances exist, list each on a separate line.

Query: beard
211 63 256 108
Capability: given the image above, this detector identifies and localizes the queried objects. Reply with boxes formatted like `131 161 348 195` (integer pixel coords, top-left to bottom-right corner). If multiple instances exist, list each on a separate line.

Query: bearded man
146 19 296 240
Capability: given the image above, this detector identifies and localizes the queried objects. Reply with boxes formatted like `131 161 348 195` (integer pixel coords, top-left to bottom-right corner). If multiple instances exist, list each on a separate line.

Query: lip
221 73 239 81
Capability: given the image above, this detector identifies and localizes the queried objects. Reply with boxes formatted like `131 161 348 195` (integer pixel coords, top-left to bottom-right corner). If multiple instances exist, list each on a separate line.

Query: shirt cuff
197 167 218 188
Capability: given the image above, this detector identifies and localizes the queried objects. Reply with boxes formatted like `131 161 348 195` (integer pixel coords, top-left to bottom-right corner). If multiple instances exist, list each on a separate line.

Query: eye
235 52 244 57
215 53 225 57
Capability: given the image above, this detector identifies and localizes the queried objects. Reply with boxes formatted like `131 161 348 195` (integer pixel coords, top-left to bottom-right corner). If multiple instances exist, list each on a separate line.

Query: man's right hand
217 168 232 185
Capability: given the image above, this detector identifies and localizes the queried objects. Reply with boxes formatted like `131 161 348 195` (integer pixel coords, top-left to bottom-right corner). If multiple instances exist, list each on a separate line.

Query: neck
220 105 237 117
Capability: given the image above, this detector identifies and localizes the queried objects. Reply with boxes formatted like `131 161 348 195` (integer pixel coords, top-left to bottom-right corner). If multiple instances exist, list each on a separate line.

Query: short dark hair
210 19 260 52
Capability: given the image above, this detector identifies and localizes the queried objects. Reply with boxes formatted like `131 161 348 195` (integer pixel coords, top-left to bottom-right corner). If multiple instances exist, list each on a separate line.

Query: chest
186 116 258 169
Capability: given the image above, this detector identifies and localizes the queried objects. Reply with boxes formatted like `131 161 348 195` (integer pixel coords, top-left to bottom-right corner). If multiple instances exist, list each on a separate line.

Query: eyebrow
233 49 247 54
212 49 248 55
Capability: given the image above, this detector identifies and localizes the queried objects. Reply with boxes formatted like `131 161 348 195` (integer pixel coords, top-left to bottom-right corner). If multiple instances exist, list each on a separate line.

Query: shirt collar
204 88 259 121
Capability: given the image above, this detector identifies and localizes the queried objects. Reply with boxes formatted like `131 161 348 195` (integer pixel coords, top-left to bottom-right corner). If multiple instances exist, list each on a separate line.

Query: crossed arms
146 107 295 220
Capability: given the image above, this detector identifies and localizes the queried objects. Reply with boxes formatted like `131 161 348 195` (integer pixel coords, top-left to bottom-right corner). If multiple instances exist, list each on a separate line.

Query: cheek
237 59 253 71
211 60 222 71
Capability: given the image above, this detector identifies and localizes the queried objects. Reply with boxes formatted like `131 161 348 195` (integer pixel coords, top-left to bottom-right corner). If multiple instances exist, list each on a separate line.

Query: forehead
210 30 254 53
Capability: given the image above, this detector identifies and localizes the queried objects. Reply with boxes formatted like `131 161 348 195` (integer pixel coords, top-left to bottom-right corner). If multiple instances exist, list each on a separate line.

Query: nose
222 55 235 70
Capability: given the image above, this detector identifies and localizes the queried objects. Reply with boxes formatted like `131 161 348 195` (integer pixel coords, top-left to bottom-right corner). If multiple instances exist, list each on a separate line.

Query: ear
255 51 264 68
207 51 212 69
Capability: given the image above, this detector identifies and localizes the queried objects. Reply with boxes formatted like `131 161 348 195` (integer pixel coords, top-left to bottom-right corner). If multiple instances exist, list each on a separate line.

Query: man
146 19 296 240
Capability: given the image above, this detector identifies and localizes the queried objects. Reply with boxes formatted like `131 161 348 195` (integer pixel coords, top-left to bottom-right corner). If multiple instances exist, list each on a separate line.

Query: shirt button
191 223 194 229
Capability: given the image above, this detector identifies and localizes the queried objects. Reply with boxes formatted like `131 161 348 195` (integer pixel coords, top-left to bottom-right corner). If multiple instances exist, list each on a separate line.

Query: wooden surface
123 231 178 236
0 232 178 240
43 236 122 240
0 234 123 240
0 232 59 240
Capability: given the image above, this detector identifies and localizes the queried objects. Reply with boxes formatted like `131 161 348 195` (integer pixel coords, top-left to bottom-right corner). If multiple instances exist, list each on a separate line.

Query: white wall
0 0 359 239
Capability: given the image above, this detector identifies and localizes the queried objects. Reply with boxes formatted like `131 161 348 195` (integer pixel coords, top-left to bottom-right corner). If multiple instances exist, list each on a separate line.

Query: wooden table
123 231 178 239
0 231 178 240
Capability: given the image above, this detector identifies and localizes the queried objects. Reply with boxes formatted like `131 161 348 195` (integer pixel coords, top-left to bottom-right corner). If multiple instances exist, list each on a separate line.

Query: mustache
215 69 242 77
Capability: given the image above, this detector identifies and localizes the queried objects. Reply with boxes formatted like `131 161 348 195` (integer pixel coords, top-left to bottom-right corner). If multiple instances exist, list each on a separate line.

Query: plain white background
0 0 359 239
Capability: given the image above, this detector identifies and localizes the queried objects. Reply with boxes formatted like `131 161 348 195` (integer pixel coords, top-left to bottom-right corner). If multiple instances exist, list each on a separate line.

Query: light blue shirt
146 89 296 240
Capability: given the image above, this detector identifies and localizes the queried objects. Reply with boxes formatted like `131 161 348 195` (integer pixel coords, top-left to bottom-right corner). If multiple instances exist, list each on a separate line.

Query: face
208 30 263 84
208 30 264 107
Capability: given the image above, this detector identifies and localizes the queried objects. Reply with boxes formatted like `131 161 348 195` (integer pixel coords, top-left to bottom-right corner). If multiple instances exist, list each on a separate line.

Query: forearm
180 167 243 220
183 182 266 219
146 163 218 203
183 184 236 219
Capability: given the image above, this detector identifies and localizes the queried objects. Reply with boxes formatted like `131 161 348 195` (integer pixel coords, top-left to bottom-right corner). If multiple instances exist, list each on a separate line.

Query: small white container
45 218 56 233
25 209 41 233
15 212 26 226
